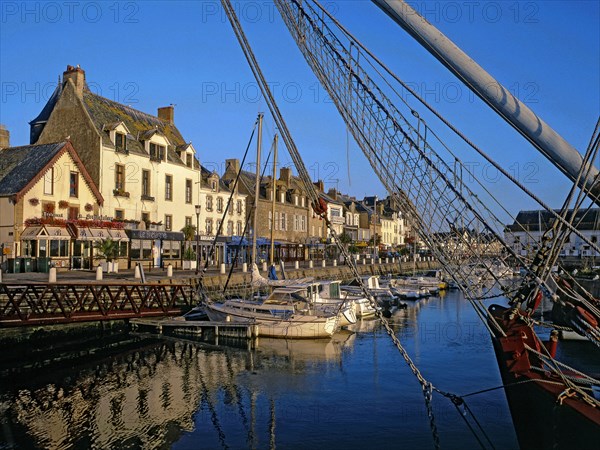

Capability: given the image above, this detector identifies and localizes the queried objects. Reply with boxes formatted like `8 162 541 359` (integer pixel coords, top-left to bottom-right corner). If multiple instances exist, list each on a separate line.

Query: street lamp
372 196 378 264
195 204 201 275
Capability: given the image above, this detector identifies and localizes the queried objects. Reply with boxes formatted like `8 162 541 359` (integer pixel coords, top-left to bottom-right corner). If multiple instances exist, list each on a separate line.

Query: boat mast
270 134 278 266
252 113 264 265
372 0 600 204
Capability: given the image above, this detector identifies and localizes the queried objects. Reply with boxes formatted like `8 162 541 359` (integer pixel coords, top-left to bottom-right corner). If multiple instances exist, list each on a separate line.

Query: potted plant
94 237 119 273
181 224 197 270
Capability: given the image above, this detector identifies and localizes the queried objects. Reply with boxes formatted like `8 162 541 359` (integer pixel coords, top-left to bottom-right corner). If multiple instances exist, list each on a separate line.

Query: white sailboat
205 286 341 338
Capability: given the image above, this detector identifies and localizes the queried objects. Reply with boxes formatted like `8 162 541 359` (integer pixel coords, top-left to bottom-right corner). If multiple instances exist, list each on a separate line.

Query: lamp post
195 204 201 275
372 196 378 264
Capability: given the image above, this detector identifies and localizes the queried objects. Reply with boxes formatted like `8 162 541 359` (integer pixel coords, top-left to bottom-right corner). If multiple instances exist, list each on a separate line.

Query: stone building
28 65 246 268
223 160 311 262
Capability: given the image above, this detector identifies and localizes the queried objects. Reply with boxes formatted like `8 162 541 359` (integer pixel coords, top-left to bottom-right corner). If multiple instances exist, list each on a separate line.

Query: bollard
220 263 226 274
48 267 57 283
134 265 141 279
333 259 337 267
242 262 248 273
309 260 313 269
95 265 102 281
167 264 173 277
262 261 267 272
294 261 299 270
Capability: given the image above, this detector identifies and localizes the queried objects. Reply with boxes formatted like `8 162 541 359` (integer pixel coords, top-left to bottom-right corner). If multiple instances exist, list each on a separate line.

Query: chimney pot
63 65 86 98
0 125 9 150
158 106 174 124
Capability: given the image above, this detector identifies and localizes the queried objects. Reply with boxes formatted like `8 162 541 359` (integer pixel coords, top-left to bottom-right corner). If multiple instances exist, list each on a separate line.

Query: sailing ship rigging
211 0 599 447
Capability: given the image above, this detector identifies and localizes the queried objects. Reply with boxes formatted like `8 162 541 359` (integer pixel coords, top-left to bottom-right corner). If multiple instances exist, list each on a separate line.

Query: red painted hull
488 304 600 450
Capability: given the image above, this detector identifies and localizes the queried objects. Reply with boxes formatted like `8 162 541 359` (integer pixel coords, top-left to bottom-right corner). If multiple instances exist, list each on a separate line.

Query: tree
339 232 352 246
181 224 197 261
94 238 118 262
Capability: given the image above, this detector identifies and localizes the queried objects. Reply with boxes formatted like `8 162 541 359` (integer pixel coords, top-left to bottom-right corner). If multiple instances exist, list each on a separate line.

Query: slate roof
82 91 191 164
0 142 66 196
506 209 600 232
29 82 63 143
0 141 103 204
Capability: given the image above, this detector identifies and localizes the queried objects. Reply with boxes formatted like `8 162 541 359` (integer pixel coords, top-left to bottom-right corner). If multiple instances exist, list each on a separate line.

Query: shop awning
108 229 129 242
71 226 126 241
21 225 71 240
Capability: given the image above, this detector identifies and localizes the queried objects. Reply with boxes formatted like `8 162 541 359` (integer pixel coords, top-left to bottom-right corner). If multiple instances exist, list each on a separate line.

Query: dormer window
115 132 127 153
211 180 218 192
150 143 165 162
186 153 193 168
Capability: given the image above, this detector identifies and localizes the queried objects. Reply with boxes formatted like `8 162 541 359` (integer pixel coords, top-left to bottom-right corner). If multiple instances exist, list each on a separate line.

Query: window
150 143 165 161
115 164 125 191
228 199 233 215
69 172 79 197
206 196 213 211
185 179 192 204
186 153 193 168
115 132 126 152
216 219 222 233
44 168 54 195
165 175 173 200
211 180 217 191
185 216 192 227
217 197 223 213
592 236 598 243
237 200 243 215
280 192 285 203
237 221 242 236
301 197 305 207
141 212 149 226
227 221 233 236
142 170 151 197
280 212 286 231
206 218 213 234
115 209 124 220
165 215 172 231
294 195 298 206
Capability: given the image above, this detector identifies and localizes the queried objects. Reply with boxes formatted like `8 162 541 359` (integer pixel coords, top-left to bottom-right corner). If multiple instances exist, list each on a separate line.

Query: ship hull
488 304 600 449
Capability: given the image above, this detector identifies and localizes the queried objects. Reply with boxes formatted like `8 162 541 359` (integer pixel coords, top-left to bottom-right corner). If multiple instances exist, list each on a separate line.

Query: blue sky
1 1 598 219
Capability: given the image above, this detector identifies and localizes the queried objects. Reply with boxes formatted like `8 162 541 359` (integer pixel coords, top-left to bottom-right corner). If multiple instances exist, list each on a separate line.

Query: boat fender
526 291 543 315
544 330 559 359
575 306 598 329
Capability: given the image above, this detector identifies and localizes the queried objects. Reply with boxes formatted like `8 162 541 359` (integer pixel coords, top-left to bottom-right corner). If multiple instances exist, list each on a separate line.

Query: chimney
279 167 292 186
327 188 337 200
314 180 324 192
63 65 86 98
226 158 240 175
158 106 174 124
0 125 9 149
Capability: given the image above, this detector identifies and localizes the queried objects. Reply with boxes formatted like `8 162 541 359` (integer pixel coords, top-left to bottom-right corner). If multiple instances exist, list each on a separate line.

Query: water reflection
0 292 518 449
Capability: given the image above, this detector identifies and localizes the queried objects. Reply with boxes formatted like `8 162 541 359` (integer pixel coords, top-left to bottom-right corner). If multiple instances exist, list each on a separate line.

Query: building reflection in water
0 331 357 449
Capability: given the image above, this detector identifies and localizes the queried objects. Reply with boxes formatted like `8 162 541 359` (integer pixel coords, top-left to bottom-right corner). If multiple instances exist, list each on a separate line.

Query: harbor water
0 290 520 449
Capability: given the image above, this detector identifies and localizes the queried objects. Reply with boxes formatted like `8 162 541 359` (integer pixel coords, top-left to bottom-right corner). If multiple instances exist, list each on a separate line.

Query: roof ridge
84 90 168 125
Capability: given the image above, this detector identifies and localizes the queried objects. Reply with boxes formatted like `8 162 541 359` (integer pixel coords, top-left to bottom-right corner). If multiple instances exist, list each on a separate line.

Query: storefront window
50 240 59 257
39 240 47 257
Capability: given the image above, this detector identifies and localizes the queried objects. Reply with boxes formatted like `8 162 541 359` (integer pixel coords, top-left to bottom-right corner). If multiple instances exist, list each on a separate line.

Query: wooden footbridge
0 281 197 327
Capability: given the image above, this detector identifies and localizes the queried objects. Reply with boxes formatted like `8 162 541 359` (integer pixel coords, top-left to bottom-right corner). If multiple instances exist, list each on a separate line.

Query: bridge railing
0 282 197 327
